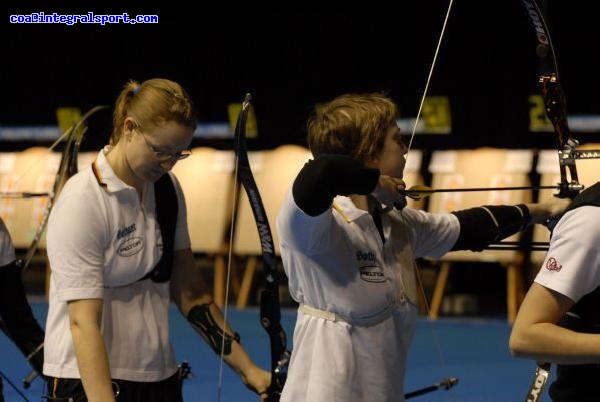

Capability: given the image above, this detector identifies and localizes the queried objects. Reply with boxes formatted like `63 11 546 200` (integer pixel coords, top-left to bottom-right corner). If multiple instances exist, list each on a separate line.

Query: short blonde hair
307 92 398 162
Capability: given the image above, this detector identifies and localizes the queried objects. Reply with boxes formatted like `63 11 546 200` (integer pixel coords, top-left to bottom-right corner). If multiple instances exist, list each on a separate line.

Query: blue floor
1 301 554 401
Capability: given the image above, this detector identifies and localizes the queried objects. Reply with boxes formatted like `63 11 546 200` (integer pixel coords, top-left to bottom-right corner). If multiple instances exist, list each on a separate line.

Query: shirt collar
92 146 134 193
333 195 391 222
332 196 368 222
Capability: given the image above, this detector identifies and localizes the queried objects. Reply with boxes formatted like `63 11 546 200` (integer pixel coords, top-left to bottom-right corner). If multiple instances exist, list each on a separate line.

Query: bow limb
519 1 587 399
230 94 290 401
19 105 108 271
17 124 76 271
0 125 80 200
13 105 108 390
519 0 599 199
0 120 80 394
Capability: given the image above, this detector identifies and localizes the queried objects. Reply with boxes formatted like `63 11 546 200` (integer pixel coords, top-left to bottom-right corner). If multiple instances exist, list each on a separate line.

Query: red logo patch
545 257 562 272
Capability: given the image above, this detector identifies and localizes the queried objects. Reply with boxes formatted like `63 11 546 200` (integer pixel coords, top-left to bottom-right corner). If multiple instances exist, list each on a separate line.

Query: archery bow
13 105 108 389
231 93 291 401
520 0 573 399
521 0 582 201
519 1 600 400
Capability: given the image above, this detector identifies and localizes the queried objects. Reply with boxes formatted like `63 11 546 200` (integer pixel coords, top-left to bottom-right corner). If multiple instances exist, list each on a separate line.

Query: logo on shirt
357 250 385 283
545 256 562 272
117 223 137 239
359 266 386 283
356 250 376 263
117 237 144 257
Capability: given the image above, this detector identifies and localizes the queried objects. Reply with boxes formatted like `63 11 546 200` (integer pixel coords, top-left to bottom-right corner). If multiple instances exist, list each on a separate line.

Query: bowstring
402 0 456 395
405 0 454 153
218 99 251 401
217 149 240 402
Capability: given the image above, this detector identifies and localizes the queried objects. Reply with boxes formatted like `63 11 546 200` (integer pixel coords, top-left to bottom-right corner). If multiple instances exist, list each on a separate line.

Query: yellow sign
227 103 258 138
55 107 83 134
528 95 552 132
422 96 451 134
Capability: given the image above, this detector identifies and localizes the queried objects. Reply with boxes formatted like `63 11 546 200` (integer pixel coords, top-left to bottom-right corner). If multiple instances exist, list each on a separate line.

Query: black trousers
44 372 183 402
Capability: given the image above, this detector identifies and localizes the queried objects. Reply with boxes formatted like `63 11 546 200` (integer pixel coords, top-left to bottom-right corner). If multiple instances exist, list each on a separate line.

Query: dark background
3 3 599 151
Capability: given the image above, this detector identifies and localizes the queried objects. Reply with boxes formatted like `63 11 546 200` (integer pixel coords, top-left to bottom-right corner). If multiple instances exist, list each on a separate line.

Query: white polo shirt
44 147 191 382
276 189 459 402
0 218 16 267
535 206 600 302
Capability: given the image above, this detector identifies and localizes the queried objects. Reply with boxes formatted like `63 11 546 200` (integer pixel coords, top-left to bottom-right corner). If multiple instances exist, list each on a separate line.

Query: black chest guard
139 173 178 283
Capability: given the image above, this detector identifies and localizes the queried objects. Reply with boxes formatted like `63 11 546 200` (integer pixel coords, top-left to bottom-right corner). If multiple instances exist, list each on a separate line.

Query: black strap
140 174 178 283
562 181 600 214
367 195 385 244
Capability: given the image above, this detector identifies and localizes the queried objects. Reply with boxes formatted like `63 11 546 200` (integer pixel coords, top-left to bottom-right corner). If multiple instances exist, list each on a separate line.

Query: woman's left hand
527 197 571 224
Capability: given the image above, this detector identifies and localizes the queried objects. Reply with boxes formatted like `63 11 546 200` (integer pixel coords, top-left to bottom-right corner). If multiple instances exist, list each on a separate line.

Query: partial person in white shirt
510 181 600 402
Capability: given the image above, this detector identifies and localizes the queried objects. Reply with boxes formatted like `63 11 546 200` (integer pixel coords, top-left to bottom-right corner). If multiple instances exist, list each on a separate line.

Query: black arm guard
0 260 45 373
451 204 530 252
292 154 380 216
187 303 240 356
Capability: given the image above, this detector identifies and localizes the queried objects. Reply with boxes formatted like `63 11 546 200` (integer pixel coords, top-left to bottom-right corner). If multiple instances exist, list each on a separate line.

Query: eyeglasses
135 126 192 162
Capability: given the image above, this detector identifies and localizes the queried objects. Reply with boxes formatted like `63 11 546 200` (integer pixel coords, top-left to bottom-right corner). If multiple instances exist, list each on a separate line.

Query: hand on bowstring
400 185 435 201
372 174 407 210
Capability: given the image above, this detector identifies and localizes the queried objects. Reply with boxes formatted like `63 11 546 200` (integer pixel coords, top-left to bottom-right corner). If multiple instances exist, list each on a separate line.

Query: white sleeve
277 186 334 254
399 208 460 259
46 190 108 301
534 206 600 301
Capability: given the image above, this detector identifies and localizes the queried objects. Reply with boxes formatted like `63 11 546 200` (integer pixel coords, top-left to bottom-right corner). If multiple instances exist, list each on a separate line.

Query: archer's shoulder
554 205 600 243
60 166 95 193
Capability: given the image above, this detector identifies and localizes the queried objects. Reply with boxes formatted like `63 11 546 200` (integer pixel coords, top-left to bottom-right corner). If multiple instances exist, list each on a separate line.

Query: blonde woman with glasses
43 78 271 402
